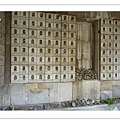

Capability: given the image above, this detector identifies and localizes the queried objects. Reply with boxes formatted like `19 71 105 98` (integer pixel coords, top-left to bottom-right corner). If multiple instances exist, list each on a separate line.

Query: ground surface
1 98 120 111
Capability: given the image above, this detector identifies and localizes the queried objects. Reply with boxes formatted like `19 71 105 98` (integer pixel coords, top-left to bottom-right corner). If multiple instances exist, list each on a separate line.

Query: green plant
4 106 14 111
106 98 116 106
7 106 12 110
56 12 61 17
87 98 92 102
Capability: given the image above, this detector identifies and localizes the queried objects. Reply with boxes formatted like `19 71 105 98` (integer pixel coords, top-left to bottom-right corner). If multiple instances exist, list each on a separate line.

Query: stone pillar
2 12 11 106
76 22 91 69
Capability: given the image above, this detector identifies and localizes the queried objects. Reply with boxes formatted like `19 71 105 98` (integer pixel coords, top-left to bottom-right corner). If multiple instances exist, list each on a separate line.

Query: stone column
2 12 11 106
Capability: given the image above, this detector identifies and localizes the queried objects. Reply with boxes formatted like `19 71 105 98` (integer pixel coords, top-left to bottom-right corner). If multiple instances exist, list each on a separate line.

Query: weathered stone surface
86 101 90 105
101 81 112 91
76 22 91 69
113 86 120 98
38 83 50 89
10 84 26 105
0 88 3 106
2 84 11 106
82 80 100 100
2 12 120 107
26 83 49 104
26 89 49 104
0 76 4 87
73 80 100 100
59 83 72 102
26 84 38 92
38 83 61 103
38 83 72 103
101 91 112 100
61 102 66 107
49 83 60 103
72 81 82 100
71 101 76 107
2 94 10 106
113 81 120 86
5 13 11 83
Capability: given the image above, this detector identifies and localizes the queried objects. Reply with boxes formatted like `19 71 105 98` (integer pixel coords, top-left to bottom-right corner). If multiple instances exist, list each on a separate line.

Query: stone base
73 80 100 100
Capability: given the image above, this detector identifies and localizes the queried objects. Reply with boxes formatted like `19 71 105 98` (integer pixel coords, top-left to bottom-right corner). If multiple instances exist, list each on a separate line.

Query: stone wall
0 11 120 106
3 81 100 106
0 12 5 87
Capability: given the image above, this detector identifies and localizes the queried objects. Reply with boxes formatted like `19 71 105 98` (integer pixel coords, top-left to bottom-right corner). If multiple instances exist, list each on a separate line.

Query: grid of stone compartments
100 19 120 80
11 11 76 83
0 12 5 87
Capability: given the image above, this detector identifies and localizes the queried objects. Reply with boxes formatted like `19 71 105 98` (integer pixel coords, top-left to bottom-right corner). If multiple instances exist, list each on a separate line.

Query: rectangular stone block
113 81 120 85
26 88 49 104
101 91 112 100
0 88 3 106
10 84 26 105
26 83 49 104
50 83 60 103
26 83 38 92
113 85 120 98
59 83 72 102
82 80 100 100
0 87 3 106
72 81 82 100
28 77 36 83
3 94 10 106
38 83 50 89
101 81 112 91
0 76 4 87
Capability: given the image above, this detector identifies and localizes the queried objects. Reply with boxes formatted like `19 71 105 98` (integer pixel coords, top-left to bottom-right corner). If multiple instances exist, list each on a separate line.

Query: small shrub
87 98 92 102
106 98 115 106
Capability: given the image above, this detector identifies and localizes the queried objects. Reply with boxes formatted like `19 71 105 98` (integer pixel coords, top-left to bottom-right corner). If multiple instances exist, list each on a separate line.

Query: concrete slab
50 83 60 103
101 91 112 100
10 84 26 105
26 83 38 92
113 85 120 98
38 83 50 89
101 81 113 91
26 83 50 104
0 87 3 106
72 81 82 100
0 76 4 87
26 88 50 104
113 81 120 85
59 83 72 102
82 80 100 100
3 95 10 106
